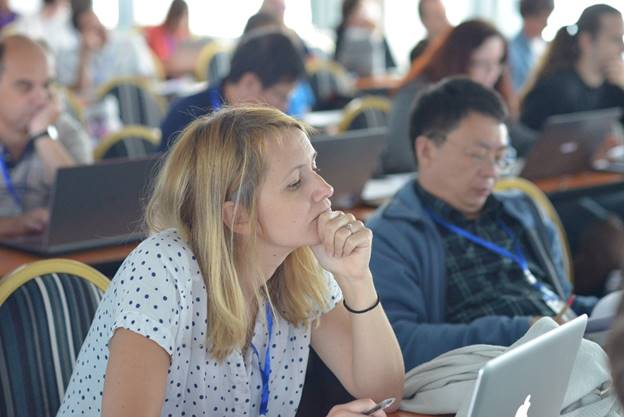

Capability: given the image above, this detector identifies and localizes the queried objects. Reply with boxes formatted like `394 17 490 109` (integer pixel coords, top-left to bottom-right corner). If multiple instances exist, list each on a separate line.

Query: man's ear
223 201 251 235
415 136 435 168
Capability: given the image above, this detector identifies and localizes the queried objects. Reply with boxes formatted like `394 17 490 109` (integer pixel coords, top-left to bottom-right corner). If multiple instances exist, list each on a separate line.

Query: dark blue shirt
159 82 224 152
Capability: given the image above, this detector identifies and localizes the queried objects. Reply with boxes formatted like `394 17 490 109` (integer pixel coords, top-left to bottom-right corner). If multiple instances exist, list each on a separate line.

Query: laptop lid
312 127 387 208
520 108 623 180
0 156 160 255
466 315 587 417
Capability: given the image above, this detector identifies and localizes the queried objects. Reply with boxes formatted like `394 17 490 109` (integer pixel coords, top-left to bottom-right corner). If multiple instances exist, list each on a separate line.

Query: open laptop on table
465 315 587 417
312 127 387 209
520 108 623 180
0 156 160 255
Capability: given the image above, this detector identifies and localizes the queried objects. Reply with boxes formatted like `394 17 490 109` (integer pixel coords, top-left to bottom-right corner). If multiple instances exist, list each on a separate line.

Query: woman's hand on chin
311 210 373 283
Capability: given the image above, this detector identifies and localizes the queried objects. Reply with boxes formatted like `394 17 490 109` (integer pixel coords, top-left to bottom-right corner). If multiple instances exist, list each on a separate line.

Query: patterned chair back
0 260 109 417
306 59 354 111
494 177 573 282
337 95 391 132
95 77 166 128
194 40 232 84
94 125 161 160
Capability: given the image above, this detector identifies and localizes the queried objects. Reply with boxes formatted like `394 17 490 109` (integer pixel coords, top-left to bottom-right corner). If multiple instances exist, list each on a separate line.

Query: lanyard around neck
0 149 22 211
209 86 223 111
250 302 273 416
425 208 561 303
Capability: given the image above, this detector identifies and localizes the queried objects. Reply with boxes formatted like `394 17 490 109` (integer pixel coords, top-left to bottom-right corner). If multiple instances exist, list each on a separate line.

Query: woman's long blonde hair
146 106 329 360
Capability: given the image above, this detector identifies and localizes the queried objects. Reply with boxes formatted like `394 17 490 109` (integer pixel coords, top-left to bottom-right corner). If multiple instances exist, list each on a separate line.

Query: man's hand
606 59 624 89
326 399 387 417
0 208 49 237
28 91 61 136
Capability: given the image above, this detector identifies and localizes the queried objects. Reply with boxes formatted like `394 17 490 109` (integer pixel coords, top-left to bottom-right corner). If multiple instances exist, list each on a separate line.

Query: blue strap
250 302 273 415
208 86 223 111
426 208 560 303
0 150 22 211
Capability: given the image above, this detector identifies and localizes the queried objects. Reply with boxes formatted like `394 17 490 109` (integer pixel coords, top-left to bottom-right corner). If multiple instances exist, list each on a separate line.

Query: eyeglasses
443 139 517 173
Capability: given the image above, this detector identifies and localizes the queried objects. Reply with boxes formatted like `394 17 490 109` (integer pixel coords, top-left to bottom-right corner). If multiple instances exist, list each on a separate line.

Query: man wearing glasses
367 77 596 372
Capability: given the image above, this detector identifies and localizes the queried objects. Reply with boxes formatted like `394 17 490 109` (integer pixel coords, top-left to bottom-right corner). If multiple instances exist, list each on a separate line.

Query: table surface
1 170 622 278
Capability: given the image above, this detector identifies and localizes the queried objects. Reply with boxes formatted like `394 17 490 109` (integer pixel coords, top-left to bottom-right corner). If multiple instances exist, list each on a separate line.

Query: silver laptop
312 127 387 208
0 156 159 255
466 315 588 417
520 108 622 180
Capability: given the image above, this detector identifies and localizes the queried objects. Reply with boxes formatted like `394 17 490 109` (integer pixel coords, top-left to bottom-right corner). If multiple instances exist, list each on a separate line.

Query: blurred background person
12 0 77 55
0 35 92 237
409 0 451 62
0 0 18 31
242 11 315 116
521 4 624 131
145 0 193 79
258 0 286 26
55 3 157 96
508 0 554 92
159 29 306 150
334 0 396 77
381 19 520 174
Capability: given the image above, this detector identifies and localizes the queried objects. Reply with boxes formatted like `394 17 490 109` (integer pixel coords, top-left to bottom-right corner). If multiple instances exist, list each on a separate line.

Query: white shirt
58 228 342 417
55 30 157 91
12 5 78 55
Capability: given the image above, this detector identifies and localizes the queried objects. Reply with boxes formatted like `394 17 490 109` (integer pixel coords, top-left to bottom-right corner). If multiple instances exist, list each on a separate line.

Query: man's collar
414 181 501 224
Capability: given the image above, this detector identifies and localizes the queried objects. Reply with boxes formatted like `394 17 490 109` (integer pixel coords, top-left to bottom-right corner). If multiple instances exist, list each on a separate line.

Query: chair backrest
194 40 232 84
58 87 86 125
0 259 110 417
337 95 391 132
306 59 354 110
494 177 573 282
94 125 161 160
95 77 166 128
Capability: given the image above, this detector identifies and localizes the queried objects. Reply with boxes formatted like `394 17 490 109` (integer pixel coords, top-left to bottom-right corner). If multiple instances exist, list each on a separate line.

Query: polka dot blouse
57 228 342 417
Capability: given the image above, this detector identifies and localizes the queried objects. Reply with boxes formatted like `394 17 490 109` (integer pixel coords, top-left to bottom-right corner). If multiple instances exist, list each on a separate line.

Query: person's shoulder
535 69 580 90
169 86 215 114
139 228 191 253
129 229 195 266
367 180 425 230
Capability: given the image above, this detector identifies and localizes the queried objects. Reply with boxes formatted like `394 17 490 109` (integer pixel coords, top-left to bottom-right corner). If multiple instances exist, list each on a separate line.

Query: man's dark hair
227 29 305 88
70 0 92 30
519 0 554 18
409 77 508 156
243 12 280 35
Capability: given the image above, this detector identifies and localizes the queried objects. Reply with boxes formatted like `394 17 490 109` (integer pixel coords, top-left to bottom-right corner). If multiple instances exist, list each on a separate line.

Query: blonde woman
58 106 404 417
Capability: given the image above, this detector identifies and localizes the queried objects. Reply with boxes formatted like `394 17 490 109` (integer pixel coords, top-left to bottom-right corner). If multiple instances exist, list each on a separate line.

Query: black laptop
0 156 160 255
312 127 387 208
520 107 623 180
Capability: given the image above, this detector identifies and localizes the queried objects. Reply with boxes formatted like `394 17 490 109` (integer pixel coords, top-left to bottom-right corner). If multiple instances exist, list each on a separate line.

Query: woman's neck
576 57 605 88
236 241 290 297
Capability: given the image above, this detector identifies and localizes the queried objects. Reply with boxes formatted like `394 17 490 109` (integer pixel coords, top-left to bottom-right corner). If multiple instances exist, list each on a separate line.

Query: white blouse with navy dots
57 228 342 417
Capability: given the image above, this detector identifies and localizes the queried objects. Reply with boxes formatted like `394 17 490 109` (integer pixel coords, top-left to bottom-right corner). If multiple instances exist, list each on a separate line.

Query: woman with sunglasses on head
57 106 404 417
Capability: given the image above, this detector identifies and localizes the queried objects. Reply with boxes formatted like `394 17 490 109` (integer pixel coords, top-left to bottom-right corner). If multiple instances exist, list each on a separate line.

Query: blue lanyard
208 86 223 111
250 302 273 415
0 150 22 211
426 208 560 302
